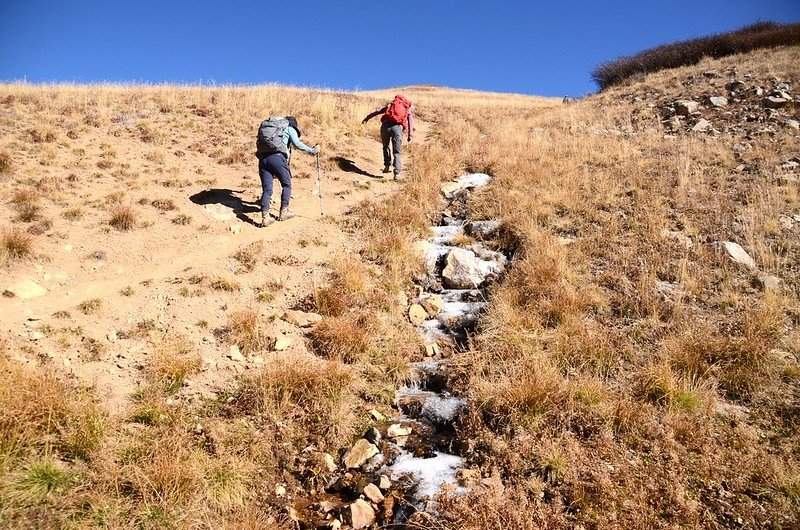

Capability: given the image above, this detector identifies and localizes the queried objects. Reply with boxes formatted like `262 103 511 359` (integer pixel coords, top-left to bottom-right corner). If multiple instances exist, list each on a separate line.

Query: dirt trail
1 118 433 413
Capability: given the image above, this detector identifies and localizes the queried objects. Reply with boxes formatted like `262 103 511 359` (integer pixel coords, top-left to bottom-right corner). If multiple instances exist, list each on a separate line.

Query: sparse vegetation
1 228 33 263
76 298 102 314
593 21 800 89
225 308 271 354
148 334 202 392
108 204 137 230
210 276 240 292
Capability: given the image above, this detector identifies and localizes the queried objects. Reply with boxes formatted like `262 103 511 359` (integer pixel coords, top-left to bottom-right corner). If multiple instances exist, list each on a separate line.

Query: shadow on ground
333 156 383 179
189 188 263 226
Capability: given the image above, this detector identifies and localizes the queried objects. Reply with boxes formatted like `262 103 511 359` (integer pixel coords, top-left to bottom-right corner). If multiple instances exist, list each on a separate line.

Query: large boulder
442 248 503 289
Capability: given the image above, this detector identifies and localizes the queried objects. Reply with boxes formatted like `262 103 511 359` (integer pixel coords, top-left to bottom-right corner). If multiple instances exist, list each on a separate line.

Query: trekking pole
316 148 324 216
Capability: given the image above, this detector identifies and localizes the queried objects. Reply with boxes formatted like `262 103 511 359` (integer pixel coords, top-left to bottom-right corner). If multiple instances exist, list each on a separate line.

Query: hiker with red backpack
255 116 319 227
362 95 414 179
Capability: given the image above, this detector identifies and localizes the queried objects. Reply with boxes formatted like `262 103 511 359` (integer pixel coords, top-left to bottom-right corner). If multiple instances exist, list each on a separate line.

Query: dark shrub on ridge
593 21 800 90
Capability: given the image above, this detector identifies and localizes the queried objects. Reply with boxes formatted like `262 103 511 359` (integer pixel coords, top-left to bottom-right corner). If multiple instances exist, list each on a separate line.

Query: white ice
388 452 466 499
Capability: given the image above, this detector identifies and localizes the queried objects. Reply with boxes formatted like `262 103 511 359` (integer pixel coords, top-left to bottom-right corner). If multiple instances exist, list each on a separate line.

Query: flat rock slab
442 247 503 289
282 310 323 328
5 277 48 299
722 241 756 269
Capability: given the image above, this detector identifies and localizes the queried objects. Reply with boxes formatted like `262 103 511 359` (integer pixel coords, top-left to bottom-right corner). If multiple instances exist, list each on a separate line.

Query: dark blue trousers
258 152 292 213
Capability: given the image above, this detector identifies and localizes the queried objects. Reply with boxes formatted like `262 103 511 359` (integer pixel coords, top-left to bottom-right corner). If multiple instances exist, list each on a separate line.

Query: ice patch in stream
458 173 492 188
429 225 464 246
422 395 466 423
388 452 466 500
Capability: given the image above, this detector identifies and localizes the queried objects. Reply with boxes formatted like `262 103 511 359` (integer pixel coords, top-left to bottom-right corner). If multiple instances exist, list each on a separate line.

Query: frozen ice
388 452 466 499
422 395 466 423
458 173 492 188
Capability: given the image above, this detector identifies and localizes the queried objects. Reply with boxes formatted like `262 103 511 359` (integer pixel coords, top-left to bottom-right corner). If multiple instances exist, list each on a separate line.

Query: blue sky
0 1 798 97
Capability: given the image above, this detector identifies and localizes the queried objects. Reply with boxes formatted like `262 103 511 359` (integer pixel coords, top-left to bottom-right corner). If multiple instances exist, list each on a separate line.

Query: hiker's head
286 116 301 137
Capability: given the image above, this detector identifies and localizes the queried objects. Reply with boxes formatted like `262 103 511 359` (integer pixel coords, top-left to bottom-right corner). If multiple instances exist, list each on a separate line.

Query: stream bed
293 173 508 529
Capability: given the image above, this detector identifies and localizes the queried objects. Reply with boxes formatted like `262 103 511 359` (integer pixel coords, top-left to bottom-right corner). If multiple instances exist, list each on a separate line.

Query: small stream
295 174 507 529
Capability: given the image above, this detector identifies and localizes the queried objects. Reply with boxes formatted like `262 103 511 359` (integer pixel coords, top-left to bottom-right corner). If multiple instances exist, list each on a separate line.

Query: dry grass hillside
0 44 798 529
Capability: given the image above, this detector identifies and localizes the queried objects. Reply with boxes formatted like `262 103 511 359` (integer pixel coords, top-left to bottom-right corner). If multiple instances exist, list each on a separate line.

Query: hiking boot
393 172 402 181
279 207 295 221
382 165 391 174
261 213 274 227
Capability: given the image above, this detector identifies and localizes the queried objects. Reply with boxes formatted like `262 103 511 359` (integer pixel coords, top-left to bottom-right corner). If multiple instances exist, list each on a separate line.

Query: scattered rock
420 295 444 318
726 80 745 91
408 304 428 325
674 100 699 116
466 220 502 239
762 96 788 109
691 119 712 132
754 274 781 291
230 223 243 234
369 409 385 422
228 345 245 362
708 96 728 107
387 423 413 438
424 342 441 357
275 484 286 497
786 120 800 130
343 439 379 469
363 483 384 503
364 427 381 445
442 247 502 289
349 499 376 529
379 475 391 490
722 241 756 269
282 310 323 328
5 277 48 299
273 336 292 351
29 331 46 341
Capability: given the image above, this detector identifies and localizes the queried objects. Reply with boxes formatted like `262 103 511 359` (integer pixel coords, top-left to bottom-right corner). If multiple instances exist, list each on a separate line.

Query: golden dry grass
0 45 798 528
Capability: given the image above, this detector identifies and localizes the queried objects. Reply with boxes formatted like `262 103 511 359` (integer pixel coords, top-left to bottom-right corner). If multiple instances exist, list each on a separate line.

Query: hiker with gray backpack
362 94 414 179
255 116 319 227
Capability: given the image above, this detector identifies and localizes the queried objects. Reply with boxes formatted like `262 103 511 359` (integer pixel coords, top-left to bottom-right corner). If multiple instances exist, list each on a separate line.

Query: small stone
329 519 342 530
674 100 699 116
273 336 292 351
379 475 391 490
456 468 482 487
230 223 243 234
30 331 46 341
387 423 413 438
424 342 441 357
274 484 286 497
691 119 712 132
228 345 245 362
343 439 379 469
363 483 384 503
408 304 427 325
106 331 118 342
440 181 463 197
763 96 788 109
6 277 48 299
722 241 756 269
322 452 337 473
708 96 728 107
786 120 800 130
63 358 71 367
251 355 264 365
364 427 381 445
369 409 385 422
282 310 323 328
319 500 337 513
420 294 444 317
754 274 781 291
349 499 375 529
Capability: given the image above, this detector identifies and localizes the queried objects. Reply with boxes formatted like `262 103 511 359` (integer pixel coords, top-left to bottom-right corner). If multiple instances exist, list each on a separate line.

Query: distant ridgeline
593 21 800 90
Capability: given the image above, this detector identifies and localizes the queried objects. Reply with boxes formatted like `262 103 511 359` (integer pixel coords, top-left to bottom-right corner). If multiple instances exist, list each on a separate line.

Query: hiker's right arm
362 106 387 124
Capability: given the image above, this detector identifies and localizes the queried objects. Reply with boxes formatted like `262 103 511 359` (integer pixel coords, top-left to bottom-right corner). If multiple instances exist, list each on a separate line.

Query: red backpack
382 95 412 128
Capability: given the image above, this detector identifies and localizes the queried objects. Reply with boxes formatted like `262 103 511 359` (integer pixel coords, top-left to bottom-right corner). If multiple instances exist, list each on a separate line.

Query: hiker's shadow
189 188 261 226
333 156 382 179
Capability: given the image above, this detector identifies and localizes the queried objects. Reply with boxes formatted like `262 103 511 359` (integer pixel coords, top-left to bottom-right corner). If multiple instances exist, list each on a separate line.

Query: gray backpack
256 117 289 155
